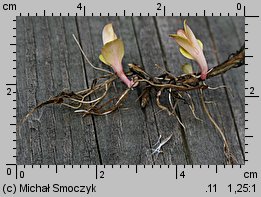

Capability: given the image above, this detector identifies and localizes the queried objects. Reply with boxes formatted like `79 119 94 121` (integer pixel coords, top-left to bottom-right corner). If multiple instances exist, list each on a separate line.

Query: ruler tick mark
175 165 178 179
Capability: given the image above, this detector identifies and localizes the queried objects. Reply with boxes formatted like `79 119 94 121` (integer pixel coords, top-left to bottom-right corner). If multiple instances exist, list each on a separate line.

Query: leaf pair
170 20 208 80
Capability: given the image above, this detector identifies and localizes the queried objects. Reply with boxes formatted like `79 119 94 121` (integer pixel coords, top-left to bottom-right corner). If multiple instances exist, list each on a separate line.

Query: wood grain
17 16 245 165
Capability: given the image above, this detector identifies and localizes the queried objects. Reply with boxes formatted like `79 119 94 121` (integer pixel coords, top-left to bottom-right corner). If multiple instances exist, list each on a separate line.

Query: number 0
7 168 12 175
237 3 241 10
20 171 25 178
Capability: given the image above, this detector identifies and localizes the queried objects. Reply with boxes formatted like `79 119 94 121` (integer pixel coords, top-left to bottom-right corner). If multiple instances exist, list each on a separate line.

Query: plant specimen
19 21 245 164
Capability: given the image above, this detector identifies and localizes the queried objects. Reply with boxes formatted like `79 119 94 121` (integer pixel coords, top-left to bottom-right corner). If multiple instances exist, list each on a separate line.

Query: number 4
180 171 185 178
77 3 82 10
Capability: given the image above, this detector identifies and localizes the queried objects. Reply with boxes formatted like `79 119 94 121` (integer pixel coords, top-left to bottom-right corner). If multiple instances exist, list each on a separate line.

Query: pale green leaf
101 38 124 68
179 39 203 60
99 54 110 66
181 63 193 74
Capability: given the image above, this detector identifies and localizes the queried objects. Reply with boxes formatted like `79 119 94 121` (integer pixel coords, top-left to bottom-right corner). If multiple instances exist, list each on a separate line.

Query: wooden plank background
16 16 244 165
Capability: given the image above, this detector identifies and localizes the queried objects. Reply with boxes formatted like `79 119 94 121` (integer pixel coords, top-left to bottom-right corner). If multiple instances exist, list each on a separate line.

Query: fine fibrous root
199 89 237 164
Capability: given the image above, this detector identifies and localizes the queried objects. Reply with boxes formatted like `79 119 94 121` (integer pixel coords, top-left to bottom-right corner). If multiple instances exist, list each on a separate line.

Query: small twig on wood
151 134 173 159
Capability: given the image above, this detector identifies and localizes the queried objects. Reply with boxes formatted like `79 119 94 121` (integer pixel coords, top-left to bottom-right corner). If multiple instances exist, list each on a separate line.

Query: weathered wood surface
17 16 244 165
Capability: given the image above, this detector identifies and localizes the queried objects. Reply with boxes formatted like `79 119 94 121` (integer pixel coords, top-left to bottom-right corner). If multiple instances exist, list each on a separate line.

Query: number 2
157 3 162 10
7 88 11 95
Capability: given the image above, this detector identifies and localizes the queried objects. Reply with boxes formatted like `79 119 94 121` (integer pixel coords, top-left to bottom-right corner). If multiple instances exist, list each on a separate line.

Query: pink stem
195 51 208 80
113 63 134 88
